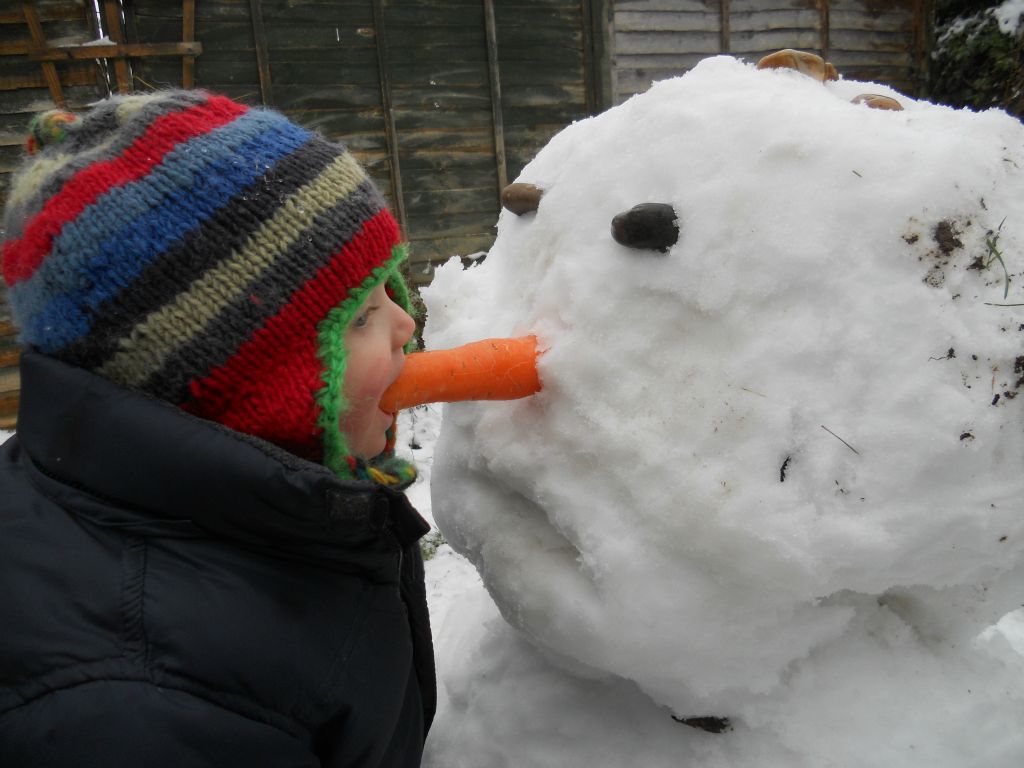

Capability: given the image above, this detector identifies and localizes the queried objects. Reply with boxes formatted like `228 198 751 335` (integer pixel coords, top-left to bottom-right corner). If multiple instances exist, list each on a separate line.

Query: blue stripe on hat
16 111 311 352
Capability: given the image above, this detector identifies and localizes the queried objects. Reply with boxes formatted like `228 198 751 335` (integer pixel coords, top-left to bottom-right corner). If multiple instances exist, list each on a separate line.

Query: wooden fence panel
612 0 930 103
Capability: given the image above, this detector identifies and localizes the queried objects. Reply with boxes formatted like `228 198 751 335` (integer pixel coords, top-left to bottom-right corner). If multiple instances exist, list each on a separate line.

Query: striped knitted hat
1 90 415 483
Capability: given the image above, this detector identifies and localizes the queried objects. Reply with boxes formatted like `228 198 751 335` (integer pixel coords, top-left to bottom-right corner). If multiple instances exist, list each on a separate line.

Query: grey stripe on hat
98 150 367 388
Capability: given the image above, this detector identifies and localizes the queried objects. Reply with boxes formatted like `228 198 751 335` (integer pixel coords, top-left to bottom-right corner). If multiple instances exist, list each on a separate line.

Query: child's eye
351 306 378 329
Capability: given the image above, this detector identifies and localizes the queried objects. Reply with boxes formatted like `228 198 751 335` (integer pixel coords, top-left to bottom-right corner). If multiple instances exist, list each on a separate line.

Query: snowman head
423 51 1024 717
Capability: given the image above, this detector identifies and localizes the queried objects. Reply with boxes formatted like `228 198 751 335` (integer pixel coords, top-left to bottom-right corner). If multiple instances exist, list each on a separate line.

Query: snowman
393 51 1024 766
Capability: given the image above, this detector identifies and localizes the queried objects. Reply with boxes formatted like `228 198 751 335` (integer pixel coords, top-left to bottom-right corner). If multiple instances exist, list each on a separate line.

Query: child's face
341 282 416 459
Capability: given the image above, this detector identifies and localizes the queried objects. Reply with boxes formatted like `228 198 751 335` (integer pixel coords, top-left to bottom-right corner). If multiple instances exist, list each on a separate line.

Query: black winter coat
0 353 435 767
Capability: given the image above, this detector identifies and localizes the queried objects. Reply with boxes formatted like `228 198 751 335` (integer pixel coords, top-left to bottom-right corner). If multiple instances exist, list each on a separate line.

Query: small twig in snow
820 425 860 455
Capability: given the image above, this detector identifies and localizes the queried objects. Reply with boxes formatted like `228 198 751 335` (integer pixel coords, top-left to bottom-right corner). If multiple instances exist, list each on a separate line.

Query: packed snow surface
421 56 1024 765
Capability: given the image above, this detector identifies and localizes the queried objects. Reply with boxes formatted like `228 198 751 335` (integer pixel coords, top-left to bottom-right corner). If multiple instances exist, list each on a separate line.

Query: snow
939 0 1024 41
416 56 1024 766
995 0 1024 35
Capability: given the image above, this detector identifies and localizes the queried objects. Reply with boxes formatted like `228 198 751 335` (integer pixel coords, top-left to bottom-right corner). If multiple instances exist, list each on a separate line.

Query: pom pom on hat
2 90 416 484
25 110 77 155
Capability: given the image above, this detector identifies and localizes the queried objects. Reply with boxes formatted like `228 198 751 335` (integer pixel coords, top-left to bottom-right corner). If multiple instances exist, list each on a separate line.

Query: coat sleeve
0 680 318 768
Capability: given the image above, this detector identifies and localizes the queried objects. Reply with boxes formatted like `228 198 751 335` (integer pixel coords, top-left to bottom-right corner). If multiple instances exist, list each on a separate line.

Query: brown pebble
756 49 835 82
851 94 904 111
501 183 543 215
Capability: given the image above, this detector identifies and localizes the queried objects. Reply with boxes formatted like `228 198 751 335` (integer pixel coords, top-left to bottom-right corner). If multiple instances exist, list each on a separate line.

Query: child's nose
390 300 416 349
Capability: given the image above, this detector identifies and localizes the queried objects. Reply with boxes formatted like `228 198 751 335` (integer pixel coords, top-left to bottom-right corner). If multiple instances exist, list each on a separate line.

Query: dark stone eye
611 203 679 252
501 183 543 215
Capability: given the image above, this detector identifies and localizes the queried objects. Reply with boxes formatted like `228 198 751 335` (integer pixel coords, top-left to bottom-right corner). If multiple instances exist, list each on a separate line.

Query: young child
0 90 434 766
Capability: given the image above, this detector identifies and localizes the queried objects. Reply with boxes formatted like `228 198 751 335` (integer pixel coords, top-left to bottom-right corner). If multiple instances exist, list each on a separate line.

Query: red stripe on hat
2 95 248 287
184 209 400 458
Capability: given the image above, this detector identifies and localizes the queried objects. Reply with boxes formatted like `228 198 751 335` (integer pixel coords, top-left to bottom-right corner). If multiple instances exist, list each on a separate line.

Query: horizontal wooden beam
28 41 202 61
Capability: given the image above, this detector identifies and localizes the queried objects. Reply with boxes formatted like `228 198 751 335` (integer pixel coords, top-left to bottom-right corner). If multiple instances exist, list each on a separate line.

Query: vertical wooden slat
22 2 66 107
182 0 196 88
719 0 730 53
582 0 613 114
817 0 830 62
913 0 931 96
249 0 273 105
121 0 141 95
483 0 507 196
88 0 112 97
371 0 407 235
103 0 131 93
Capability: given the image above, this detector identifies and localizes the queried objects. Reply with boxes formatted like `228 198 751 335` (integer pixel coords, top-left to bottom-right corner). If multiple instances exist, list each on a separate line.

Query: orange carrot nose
379 335 541 413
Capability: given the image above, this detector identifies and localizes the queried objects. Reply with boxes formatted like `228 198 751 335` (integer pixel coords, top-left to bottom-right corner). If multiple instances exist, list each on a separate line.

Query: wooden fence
613 0 932 101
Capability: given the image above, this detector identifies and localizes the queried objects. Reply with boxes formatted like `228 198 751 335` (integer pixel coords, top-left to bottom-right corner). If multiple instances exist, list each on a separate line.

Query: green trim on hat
316 243 417 480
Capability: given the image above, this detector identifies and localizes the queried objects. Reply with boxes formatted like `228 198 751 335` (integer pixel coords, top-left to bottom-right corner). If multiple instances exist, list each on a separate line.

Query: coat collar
15 352 429 572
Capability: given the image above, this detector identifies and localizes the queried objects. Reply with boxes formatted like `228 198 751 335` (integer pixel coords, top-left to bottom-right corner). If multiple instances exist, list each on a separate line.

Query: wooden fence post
249 0 273 105
817 0 830 62
371 0 407 235
719 0 730 54
483 0 507 197
103 0 132 92
182 0 196 88
22 2 66 106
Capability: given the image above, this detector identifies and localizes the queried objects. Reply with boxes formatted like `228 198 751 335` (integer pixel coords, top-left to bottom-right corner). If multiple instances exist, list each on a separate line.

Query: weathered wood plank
828 49 913 66
27 41 203 61
406 232 496 259
0 143 28 173
0 56 101 79
615 30 720 56
395 150 494 174
615 0 716 11
256 61 383 87
401 171 498 196
404 186 500 217
383 4 484 27
616 10 723 34
500 102 589 125
0 84 98 115
730 0 818 12
267 86 385 110
728 10 822 32
387 23 579 49
392 127 494 152
0 66 96 93
131 0 373 24
405 210 496 236
615 52 719 70
0 17 87 43
829 11 915 33
829 28 914 51
0 3 82 25
728 29 824 53
389 89 492 111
